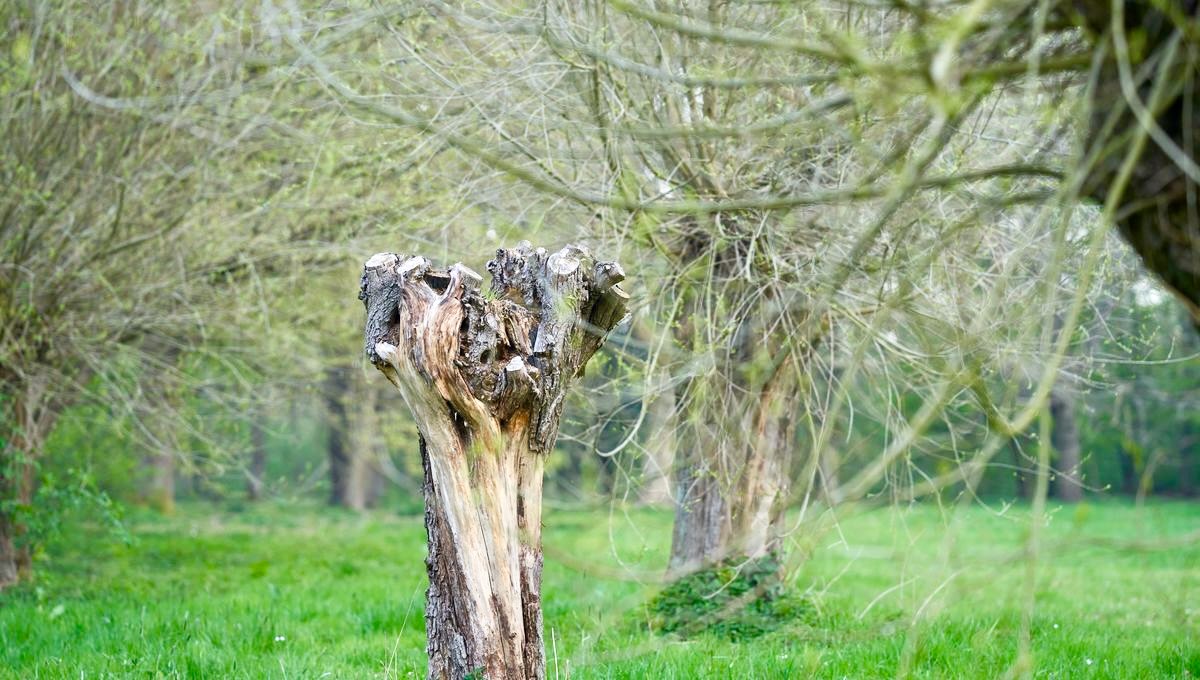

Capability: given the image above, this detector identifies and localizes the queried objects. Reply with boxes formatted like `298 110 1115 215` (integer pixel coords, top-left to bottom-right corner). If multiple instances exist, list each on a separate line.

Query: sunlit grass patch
0 500 1196 678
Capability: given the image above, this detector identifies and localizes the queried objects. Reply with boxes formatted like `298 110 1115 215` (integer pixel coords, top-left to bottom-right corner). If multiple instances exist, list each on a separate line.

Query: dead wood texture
360 242 628 680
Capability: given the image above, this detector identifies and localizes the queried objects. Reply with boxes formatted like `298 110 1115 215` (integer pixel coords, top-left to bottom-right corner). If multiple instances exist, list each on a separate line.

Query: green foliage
647 553 810 641
25 469 129 559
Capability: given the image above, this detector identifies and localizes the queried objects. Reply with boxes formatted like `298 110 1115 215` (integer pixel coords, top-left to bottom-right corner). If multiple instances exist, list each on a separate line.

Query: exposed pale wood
361 242 627 679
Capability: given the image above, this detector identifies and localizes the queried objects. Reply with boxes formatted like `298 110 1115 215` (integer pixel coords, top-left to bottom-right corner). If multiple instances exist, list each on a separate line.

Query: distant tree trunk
638 369 676 506
669 437 730 571
1010 437 1032 500
139 380 180 514
1120 401 1146 495
328 370 387 510
326 367 366 510
1050 390 1084 502
668 372 798 575
818 446 841 505
361 244 626 680
352 385 386 509
0 510 19 589
144 451 176 514
1180 429 1197 497
0 462 33 590
246 420 268 501
0 374 56 590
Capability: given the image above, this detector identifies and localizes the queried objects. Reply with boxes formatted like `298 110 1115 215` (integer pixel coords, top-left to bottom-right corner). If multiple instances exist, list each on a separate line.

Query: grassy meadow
1 500 1196 679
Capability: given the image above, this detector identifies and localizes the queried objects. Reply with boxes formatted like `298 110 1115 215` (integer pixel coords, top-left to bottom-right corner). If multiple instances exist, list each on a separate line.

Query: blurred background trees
2 0 1197 608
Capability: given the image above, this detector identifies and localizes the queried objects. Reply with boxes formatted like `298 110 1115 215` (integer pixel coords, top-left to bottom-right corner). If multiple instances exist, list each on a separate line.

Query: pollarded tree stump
359 242 628 680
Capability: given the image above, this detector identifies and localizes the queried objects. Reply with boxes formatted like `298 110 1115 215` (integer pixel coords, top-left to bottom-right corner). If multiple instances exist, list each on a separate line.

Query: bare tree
281 0 1104 578
0 1 416 586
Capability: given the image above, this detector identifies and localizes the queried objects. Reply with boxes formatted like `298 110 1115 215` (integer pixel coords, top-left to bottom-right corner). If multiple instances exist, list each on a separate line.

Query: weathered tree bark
1049 390 1084 502
360 242 627 680
1078 1 1200 325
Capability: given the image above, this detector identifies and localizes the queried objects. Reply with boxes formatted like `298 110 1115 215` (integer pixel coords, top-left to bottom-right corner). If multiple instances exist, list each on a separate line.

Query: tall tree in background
0 1 402 587
325 367 386 511
0 2 230 586
282 0 1118 580
1050 389 1084 502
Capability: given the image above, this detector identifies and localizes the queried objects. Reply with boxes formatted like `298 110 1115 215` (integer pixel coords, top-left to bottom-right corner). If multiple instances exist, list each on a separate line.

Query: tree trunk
136 370 182 514
247 420 268 501
1180 429 1197 497
1049 390 1083 502
360 243 627 680
326 367 365 510
0 373 55 589
669 445 731 572
637 369 676 506
0 509 18 589
668 375 797 575
353 384 386 509
0 460 32 589
144 451 176 514
328 369 387 510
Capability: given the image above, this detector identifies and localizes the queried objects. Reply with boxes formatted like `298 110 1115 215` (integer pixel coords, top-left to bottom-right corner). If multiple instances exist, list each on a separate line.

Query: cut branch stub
361 242 628 451
358 242 627 680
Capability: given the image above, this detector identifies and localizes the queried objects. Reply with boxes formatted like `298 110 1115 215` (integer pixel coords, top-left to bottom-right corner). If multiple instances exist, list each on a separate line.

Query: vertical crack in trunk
361 243 627 679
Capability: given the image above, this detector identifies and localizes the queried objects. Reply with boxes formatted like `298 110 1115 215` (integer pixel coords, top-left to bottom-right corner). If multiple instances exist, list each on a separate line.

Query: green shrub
647 553 809 641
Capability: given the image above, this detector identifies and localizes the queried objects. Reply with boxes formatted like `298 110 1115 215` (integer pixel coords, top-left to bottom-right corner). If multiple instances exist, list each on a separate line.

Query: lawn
1 500 1196 678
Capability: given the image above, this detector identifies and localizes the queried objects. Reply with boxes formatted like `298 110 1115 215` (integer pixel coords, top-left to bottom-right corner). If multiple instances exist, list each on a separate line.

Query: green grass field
1 500 1196 678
